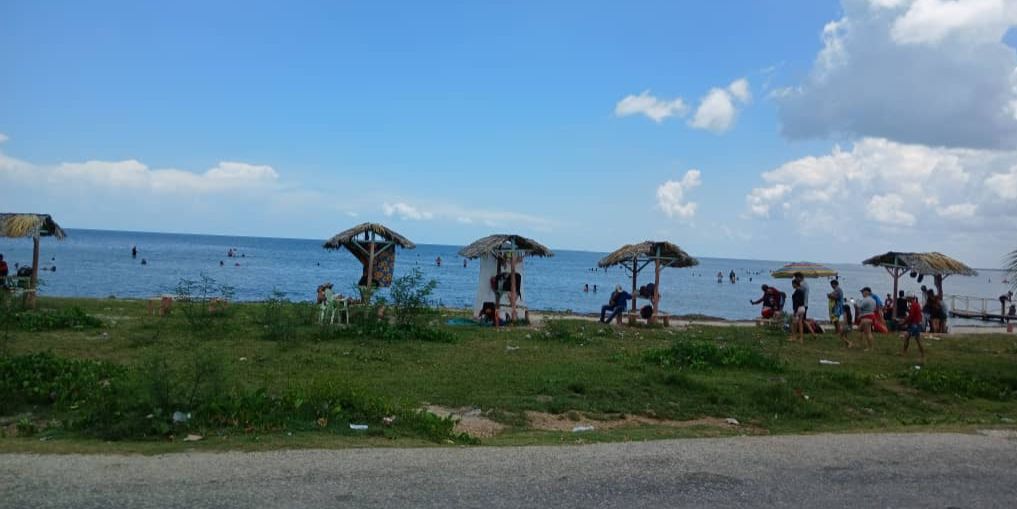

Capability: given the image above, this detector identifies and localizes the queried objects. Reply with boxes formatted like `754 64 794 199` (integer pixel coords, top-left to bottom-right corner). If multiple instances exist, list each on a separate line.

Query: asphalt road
2 432 1016 508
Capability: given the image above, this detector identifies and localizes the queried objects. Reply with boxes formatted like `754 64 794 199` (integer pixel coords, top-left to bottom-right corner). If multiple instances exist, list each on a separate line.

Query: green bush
644 338 782 371
12 307 103 332
904 367 1017 400
175 274 236 340
259 290 300 341
0 352 125 415
389 268 439 327
540 319 600 343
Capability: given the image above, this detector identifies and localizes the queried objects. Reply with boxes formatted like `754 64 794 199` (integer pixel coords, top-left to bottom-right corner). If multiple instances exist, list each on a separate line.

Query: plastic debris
172 411 190 424
819 359 841 365
183 434 203 442
571 425 595 433
506 345 520 351
349 424 368 431
382 416 396 426
725 418 740 425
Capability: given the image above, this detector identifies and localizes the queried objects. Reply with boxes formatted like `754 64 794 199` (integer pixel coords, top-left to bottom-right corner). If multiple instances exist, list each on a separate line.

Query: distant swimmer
436 256 442 267
220 260 224 266
131 245 137 258
141 258 147 265
583 283 589 293
463 259 467 268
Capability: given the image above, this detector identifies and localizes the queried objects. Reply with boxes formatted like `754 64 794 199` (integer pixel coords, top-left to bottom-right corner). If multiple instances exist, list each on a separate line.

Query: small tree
389 268 439 327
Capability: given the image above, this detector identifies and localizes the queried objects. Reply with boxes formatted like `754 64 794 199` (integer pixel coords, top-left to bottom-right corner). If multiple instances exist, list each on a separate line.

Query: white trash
349 424 368 431
571 425 595 433
725 418 740 425
819 359 841 365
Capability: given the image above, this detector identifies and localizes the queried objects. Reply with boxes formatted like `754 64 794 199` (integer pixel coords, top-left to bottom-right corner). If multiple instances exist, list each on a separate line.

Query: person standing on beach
1000 291 1013 323
790 280 806 343
828 280 849 346
899 293 925 362
792 272 809 319
856 287 877 351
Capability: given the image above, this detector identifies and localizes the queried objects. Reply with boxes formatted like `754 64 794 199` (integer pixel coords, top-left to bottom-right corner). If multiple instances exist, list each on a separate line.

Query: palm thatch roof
862 251 977 276
598 241 698 268
0 213 66 239
322 223 415 250
458 234 554 259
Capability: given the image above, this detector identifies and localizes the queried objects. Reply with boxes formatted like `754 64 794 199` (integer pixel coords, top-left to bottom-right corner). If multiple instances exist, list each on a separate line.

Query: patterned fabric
351 244 396 287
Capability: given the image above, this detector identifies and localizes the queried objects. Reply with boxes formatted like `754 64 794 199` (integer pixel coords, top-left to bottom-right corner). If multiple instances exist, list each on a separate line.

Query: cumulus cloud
656 169 702 219
690 79 752 133
382 202 433 221
777 0 1017 149
614 91 688 122
49 160 279 193
745 137 1017 233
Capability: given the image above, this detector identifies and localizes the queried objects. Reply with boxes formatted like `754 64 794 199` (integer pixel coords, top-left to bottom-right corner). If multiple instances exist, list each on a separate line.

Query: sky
2 0 1016 268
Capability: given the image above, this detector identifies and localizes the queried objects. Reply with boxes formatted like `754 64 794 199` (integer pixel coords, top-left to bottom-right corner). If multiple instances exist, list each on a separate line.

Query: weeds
644 338 782 371
175 274 235 340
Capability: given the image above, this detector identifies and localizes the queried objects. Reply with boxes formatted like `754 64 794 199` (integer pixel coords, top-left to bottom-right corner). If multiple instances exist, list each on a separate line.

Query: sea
1 229 1011 324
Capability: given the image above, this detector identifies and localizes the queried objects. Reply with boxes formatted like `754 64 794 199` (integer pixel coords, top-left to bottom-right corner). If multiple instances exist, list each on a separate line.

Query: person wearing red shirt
899 293 925 362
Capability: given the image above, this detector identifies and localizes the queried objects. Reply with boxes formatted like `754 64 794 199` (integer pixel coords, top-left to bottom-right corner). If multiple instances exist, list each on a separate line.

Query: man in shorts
792 271 809 319
899 293 925 362
827 279 850 346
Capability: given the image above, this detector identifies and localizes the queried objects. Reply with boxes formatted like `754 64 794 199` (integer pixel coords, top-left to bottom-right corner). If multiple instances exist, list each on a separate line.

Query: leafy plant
259 289 299 341
644 338 782 371
389 268 439 327
175 274 235 340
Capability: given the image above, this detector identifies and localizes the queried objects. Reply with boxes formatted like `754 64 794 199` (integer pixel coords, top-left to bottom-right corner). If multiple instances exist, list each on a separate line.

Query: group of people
750 272 945 361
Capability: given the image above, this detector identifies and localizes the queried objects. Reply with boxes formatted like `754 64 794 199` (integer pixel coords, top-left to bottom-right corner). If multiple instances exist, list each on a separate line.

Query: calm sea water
0 229 1010 323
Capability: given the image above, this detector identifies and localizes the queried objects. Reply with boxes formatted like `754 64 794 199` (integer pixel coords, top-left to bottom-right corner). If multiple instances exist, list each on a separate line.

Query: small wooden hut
459 234 553 325
597 241 698 321
323 223 415 295
0 213 66 308
862 251 977 298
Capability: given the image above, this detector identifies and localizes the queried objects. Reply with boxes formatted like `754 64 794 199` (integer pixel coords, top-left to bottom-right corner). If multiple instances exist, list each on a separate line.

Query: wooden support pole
365 236 376 301
631 258 638 312
652 258 661 321
28 235 40 309
509 253 518 323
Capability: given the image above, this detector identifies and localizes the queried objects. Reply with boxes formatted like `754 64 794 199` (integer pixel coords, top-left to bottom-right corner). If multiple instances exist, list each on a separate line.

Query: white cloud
937 202 978 219
690 79 751 133
745 137 1017 233
614 91 688 123
656 169 702 219
0 133 8 144
777 0 1017 149
986 165 1017 199
867 193 916 226
889 0 1017 45
382 202 433 221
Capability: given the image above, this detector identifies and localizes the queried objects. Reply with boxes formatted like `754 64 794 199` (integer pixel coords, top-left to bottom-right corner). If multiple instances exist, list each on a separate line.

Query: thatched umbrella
597 241 698 320
459 234 554 325
862 251 977 298
771 262 838 279
0 213 66 308
323 223 415 295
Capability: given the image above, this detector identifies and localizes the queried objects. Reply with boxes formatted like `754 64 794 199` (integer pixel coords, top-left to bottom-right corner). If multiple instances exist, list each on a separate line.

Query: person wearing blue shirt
599 285 632 323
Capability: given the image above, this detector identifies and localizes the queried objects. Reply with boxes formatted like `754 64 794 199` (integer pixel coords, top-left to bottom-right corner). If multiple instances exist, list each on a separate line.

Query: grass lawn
1 296 1016 453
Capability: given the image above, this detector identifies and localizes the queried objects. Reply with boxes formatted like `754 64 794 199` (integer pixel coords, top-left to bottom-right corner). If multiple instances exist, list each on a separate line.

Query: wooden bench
620 311 671 327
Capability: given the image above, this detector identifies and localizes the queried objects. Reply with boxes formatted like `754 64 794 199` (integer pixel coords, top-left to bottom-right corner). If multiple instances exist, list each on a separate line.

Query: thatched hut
597 241 698 321
0 213 66 308
862 251 977 298
459 234 553 325
323 223 415 294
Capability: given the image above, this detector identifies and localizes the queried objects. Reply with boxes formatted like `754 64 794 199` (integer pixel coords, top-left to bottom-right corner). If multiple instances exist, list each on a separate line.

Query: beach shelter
323 223 415 296
0 213 66 308
458 234 553 325
771 262 838 279
862 251 977 298
597 241 698 320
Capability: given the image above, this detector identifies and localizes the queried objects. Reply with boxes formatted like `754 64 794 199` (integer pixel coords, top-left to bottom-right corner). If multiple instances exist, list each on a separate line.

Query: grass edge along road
1 293 1016 454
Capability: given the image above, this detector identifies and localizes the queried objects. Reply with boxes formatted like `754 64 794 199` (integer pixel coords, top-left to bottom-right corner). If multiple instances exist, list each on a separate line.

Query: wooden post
652 257 661 322
508 253 519 322
28 235 40 309
494 257 502 328
365 234 376 301
631 258 638 312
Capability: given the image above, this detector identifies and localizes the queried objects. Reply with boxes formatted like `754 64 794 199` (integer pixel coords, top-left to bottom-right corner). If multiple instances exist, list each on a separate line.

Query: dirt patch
425 405 506 438
524 411 745 432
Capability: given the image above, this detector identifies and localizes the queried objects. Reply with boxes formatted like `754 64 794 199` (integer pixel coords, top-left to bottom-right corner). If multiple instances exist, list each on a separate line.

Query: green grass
2 296 1016 453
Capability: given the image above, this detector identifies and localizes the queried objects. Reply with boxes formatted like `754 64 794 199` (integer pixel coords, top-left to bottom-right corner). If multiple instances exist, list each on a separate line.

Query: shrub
389 268 439 328
175 274 236 340
12 307 102 332
644 338 782 371
259 290 300 341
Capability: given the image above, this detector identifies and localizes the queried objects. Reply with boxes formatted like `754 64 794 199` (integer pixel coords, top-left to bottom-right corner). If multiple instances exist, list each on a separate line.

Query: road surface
2 432 1015 508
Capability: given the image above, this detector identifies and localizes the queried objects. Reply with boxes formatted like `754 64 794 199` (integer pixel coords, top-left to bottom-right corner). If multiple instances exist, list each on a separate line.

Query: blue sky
2 0 1016 267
